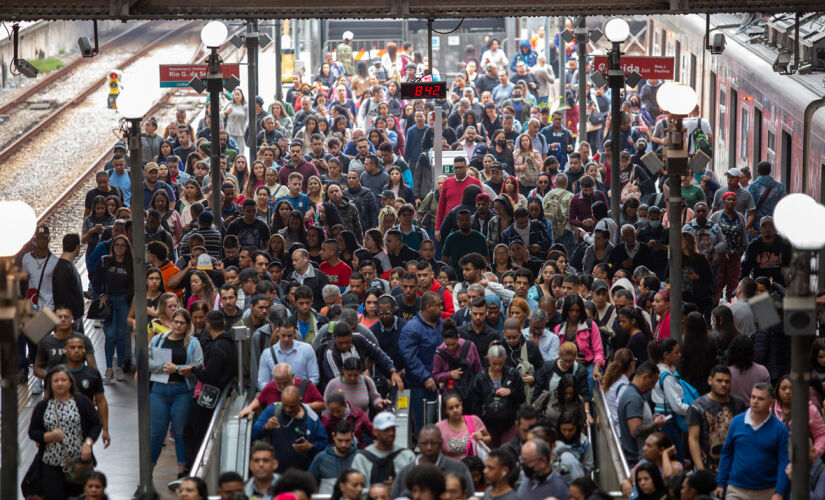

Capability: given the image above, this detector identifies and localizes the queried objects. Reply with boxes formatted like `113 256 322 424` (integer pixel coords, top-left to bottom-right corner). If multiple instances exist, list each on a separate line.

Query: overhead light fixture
603 18 630 44
625 71 643 88
590 71 607 88
223 75 240 92
189 76 207 94
0 200 37 257
201 21 228 48
230 34 244 49
657 82 698 116
589 28 603 44
774 193 825 250
118 86 154 120
560 29 575 44
259 33 272 49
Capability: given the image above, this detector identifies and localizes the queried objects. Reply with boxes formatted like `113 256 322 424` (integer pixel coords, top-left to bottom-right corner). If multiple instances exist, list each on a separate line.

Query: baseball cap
144 162 159 172
35 225 50 237
268 259 284 269
490 162 502 171
380 190 395 199
725 168 742 177
342 293 360 308
591 278 609 293
476 193 491 204
342 31 354 40
373 411 397 430
196 254 214 270
114 141 127 151
198 211 214 225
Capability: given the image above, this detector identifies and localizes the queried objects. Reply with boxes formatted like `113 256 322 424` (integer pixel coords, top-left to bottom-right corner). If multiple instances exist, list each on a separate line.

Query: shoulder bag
53 402 95 484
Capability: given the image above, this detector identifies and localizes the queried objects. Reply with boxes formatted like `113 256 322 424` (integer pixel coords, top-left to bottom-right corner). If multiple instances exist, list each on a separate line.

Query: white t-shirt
22 251 58 311
684 117 712 155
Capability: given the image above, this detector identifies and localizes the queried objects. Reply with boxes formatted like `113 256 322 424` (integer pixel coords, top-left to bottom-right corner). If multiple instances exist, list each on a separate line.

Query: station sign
592 56 675 80
159 64 241 88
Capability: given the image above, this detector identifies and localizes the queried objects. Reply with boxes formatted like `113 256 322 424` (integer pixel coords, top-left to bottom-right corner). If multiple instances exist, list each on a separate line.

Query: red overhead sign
159 64 241 87
592 56 675 80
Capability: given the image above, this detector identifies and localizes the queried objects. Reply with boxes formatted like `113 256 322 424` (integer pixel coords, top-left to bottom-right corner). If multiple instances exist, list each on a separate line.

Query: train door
781 130 793 189
740 103 750 168
660 29 667 56
709 72 717 137
675 41 681 81
729 88 738 168
753 107 763 164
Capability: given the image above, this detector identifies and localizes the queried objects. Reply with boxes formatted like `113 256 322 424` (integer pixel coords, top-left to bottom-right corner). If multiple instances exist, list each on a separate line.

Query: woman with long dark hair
271 199 293 233
649 337 688 462
318 201 344 235
486 196 514 251
712 305 740 355
602 348 635 433
306 226 325 266
81 195 114 254
618 306 652 365
28 365 102 499
94 235 134 383
331 469 365 500
680 231 714 318
386 165 414 204
726 335 770 403
127 268 167 333
679 312 716 395
554 294 605 390
633 462 669 500
280 210 309 248
336 230 359 269
178 179 206 227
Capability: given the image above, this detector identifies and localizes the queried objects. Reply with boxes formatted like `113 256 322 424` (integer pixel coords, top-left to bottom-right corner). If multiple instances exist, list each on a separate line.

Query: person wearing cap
141 162 176 210
351 411 415 487
377 189 395 208
740 216 792 287
435 157 481 239
103 141 130 172
711 168 756 226
337 32 355 75
710 191 748 303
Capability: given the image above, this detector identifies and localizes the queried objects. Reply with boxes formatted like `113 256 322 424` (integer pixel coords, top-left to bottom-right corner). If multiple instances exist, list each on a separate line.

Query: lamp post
190 21 237 233
118 88 154 496
656 82 697 343
0 200 36 500
774 193 825 500
603 17 630 226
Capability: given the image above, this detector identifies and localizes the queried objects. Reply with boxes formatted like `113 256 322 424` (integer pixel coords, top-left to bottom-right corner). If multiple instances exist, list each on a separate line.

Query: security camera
14 59 39 78
710 33 726 55
78 36 95 58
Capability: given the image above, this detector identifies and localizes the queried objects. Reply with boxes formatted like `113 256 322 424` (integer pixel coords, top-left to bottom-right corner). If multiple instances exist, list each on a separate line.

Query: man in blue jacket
715 382 789 500
252 385 328 472
510 40 538 72
308 420 357 494
399 291 443 435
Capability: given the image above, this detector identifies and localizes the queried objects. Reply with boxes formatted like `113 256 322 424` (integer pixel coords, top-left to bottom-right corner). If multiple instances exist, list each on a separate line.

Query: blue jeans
150 382 193 465
103 294 129 368
410 386 437 437
17 335 36 372
661 419 685 463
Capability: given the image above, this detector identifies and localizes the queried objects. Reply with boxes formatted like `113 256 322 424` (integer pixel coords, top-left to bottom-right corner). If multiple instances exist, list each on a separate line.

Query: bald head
272 363 295 391
281 385 300 405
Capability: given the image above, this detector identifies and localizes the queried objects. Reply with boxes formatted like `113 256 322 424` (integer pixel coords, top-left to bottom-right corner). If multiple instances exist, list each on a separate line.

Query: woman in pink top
652 291 671 341
771 375 825 456
554 294 605 391
435 392 491 459
323 357 391 414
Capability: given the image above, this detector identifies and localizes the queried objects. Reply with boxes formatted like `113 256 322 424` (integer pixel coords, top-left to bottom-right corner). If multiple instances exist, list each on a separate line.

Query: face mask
512 95 523 101
497 139 507 147
649 220 661 228
521 464 537 479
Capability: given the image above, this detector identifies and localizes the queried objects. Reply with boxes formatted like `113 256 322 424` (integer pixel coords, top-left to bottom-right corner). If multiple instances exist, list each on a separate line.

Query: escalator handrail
190 384 234 479
595 383 631 482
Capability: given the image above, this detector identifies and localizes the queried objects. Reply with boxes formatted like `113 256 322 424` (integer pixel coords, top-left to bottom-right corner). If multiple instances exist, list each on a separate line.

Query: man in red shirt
237 363 325 418
319 239 352 290
415 261 454 319
434 157 481 240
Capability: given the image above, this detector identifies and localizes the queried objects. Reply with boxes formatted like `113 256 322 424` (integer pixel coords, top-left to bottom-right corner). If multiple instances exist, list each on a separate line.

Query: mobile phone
663 414 673 421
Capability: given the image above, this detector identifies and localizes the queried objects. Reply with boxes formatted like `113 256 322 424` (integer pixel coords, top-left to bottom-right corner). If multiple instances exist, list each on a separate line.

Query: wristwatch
84 439 94 446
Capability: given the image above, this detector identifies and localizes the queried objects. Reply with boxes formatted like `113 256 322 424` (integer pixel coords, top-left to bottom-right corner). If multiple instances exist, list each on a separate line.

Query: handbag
195 381 221 409
86 296 112 321
25 253 51 312
53 403 95 485
20 448 44 498
465 416 490 460
620 166 641 203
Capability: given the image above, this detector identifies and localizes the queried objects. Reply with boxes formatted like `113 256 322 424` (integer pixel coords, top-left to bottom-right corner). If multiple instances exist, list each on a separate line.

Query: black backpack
361 448 403 484
435 341 473 400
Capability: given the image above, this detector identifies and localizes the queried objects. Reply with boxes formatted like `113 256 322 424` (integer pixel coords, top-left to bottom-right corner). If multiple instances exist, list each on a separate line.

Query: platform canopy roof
2 0 823 21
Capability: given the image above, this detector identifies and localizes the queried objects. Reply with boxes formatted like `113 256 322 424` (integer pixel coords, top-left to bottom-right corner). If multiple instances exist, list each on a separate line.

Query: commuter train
651 14 825 199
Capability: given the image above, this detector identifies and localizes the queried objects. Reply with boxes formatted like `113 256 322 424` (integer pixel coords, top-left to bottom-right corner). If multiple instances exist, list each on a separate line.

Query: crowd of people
16 24 820 500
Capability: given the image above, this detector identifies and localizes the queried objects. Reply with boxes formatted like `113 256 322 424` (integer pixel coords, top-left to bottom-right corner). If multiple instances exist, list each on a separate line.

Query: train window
767 130 776 166
719 86 726 143
754 108 763 163
729 88 738 168
675 41 681 80
781 130 792 188
648 19 655 54
661 29 667 56
741 105 750 166
690 53 697 89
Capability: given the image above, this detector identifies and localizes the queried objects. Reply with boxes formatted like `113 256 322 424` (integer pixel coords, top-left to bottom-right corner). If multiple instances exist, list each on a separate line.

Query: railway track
0 20 200 164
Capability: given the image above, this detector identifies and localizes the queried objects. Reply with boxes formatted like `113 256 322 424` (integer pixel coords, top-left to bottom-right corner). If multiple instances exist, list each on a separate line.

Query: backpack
691 126 713 157
657 371 700 432
361 448 403 484
435 341 473 401
545 191 567 241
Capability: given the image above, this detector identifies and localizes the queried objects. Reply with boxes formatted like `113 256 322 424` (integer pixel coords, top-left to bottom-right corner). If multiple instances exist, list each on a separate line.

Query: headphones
377 294 398 313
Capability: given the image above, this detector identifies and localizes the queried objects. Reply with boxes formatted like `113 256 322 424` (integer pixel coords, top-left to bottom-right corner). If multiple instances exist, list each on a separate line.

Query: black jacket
29 394 102 455
343 186 379 232
502 338 545 375
52 258 84 321
290 266 330 311
469 367 525 429
192 332 237 390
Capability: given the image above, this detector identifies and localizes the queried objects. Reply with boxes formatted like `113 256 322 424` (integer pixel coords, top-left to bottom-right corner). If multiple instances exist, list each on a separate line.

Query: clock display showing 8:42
399 81 447 99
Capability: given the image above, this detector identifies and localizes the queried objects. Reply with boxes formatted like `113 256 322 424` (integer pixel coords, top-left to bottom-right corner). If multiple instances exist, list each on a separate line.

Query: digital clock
399 81 447 99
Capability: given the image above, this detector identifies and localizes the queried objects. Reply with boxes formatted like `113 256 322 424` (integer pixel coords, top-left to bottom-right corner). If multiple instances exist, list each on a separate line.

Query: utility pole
246 20 259 161
274 19 282 102
576 17 588 143
558 17 566 104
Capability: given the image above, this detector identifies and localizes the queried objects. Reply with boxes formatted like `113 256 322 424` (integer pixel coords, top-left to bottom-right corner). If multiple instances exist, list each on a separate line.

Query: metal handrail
189 384 234 479
594 383 631 486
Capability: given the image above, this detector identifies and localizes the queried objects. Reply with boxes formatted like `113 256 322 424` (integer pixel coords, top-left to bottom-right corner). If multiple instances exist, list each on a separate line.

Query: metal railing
592 384 631 496
220 391 257 481
185 384 235 492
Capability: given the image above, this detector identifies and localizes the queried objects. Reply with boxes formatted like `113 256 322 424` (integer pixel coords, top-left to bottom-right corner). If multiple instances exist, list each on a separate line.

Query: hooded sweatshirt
308 443 358 494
